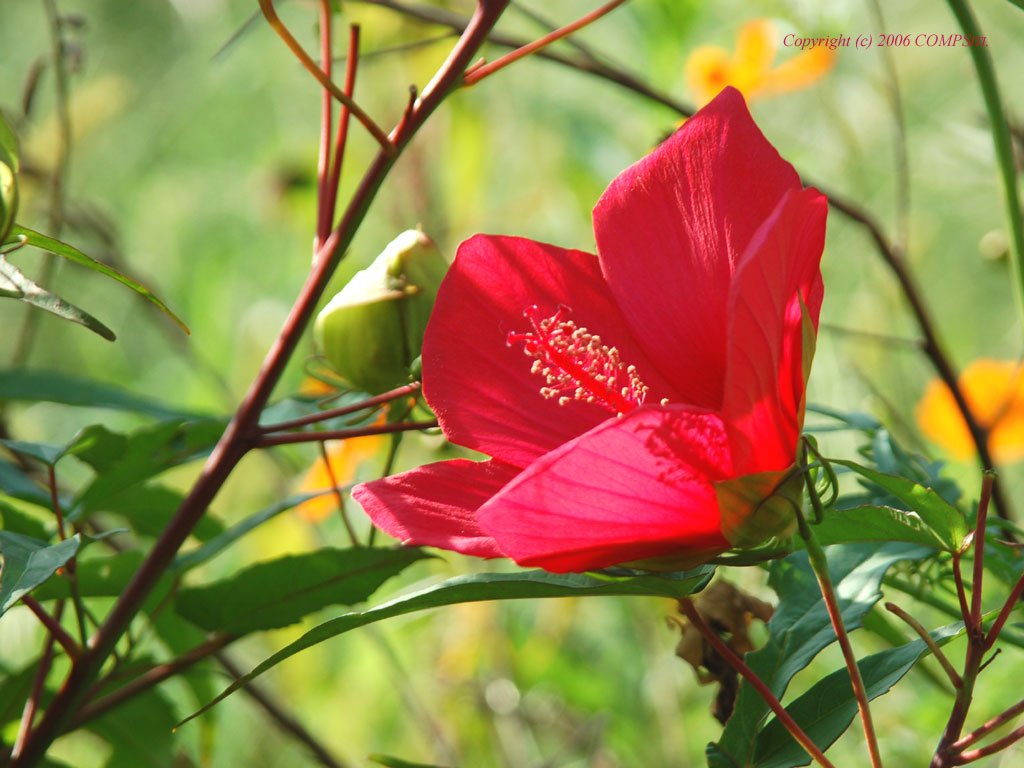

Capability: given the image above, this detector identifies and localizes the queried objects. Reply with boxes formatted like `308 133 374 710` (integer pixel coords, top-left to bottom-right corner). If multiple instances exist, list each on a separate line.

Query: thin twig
952 722 1024 764
259 383 419 433
885 602 961 687
323 24 360 236
315 0 334 249
216 653 349 768
983 567 1024 651
970 475 995 637
10 602 64 759
952 698 1024 751
21 596 82 660
952 552 972 625
257 0 395 154
676 599 836 768
318 439 360 545
71 633 237 727
463 0 628 85
48 464 87 645
255 419 437 447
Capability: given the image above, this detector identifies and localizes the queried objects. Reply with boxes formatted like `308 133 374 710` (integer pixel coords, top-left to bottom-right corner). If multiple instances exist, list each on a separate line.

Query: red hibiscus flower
353 87 827 573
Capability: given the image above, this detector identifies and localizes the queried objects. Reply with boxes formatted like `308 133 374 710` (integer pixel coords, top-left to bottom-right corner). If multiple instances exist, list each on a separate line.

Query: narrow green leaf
179 565 715 726
175 547 430 635
0 531 80 615
0 438 66 467
751 622 965 768
91 484 223 541
370 755 452 768
6 225 188 334
0 255 116 340
0 108 18 172
811 505 954 551
0 369 205 420
708 543 928 767
0 497 50 540
31 550 144 600
173 490 331 572
833 460 968 551
0 461 52 509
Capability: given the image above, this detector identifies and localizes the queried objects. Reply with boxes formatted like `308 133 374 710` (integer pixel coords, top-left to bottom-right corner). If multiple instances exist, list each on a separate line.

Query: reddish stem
323 24 360 237
11 601 64 759
464 0 628 86
970 474 995 636
952 723 1024 764
984 567 1024 652
952 551 972 626
21 596 81 660
677 598 836 768
259 382 419 433
315 0 333 249
255 419 437 447
257 0 395 154
885 602 961 688
7 6 509 762
952 697 1024 751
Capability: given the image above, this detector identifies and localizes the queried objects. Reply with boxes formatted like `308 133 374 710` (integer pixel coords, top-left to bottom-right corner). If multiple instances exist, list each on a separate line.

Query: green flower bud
314 229 447 394
0 161 17 244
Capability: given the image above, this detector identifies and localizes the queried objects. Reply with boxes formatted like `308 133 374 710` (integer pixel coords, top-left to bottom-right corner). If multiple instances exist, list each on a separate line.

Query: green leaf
31 550 144 600
6 225 188 334
0 531 80 616
0 497 50 540
370 755 452 768
811 505 957 551
0 438 67 466
0 460 51 507
0 369 204 420
833 460 968 551
173 490 330 572
175 546 430 635
74 420 226 516
751 622 965 768
179 565 715 725
87 484 223 541
0 255 116 340
708 543 928 768
0 108 18 173
86 687 178 768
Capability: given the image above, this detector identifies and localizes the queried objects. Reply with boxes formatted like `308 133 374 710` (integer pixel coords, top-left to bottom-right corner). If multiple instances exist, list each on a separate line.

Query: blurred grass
2 0 1024 765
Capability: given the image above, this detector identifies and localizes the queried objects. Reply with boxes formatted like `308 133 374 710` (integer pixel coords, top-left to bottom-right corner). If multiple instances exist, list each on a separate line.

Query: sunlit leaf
0 438 67 467
0 256 116 340
750 622 965 768
178 565 715 725
175 546 430 635
5 225 189 334
811 505 958 552
0 369 204 420
0 531 80 616
833 460 968 551
708 543 928 767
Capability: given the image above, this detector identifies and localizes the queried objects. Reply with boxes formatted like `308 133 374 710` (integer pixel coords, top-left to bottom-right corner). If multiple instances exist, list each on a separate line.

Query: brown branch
71 633 237 728
885 602 961 688
323 24 361 236
952 722 1024 764
675 601 835 768
315 0 334 249
21 596 82 660
463 0 628 86
216 653 349 768
7 5 510 763
10 602 64 760
257 0 395 154
255 419 437 448
952 698 1024 751
259 383 419 434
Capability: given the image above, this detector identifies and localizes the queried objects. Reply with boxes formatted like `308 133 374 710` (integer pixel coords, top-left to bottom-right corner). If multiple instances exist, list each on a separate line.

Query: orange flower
295 430 385 523
685 20 835 106
916 359 1024 464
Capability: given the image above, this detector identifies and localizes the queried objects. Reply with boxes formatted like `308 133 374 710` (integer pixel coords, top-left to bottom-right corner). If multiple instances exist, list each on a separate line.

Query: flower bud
0 161 16 243
714 467 804 548
314 229 447 394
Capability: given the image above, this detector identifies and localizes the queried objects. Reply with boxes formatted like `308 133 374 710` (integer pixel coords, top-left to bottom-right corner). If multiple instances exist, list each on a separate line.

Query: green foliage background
1 0 1023 766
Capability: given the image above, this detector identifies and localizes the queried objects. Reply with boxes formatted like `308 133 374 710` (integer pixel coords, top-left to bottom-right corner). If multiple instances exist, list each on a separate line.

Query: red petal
476 406 733 572
593 86 802 410
722 187 827 473
423 234 680 468
353 459 519 558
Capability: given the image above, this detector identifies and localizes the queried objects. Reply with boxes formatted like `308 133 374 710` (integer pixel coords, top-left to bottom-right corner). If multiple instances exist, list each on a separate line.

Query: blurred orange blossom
916 359 1024 464
685 19 835 106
